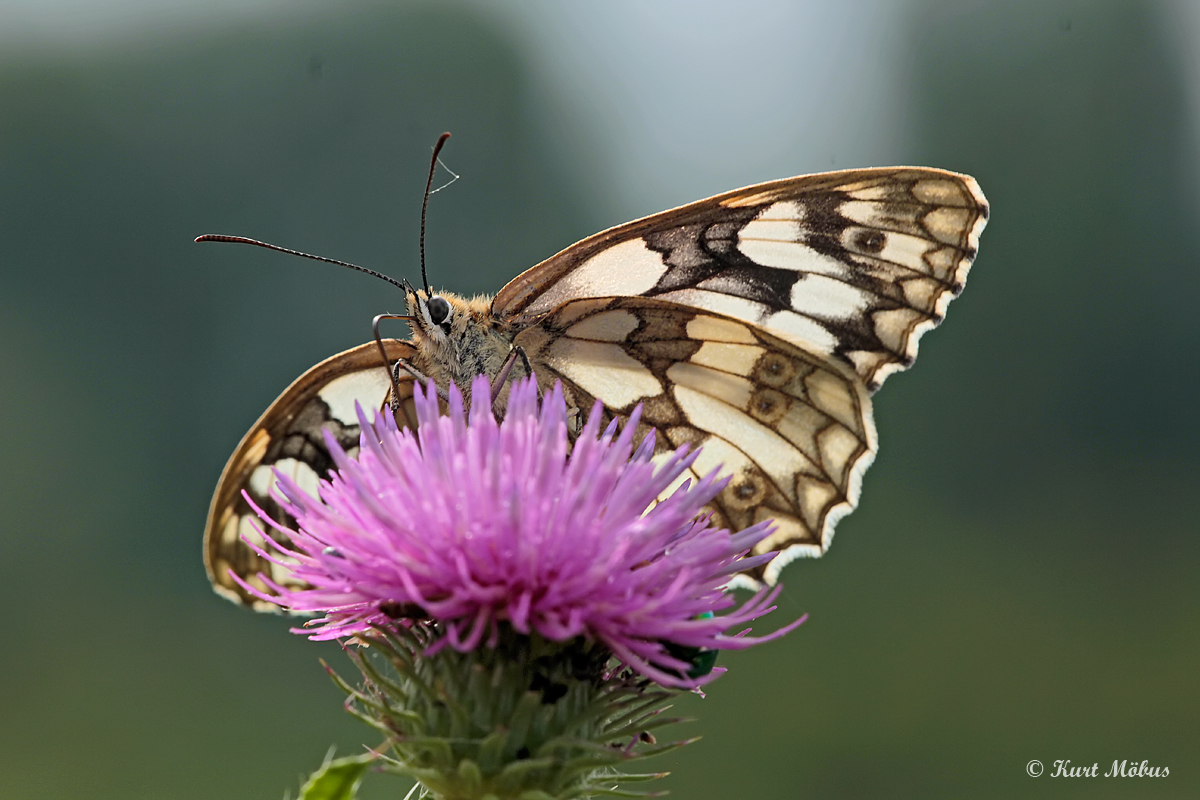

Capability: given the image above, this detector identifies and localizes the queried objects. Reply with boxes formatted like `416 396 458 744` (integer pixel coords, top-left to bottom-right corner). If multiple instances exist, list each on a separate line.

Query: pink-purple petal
244 374 800 687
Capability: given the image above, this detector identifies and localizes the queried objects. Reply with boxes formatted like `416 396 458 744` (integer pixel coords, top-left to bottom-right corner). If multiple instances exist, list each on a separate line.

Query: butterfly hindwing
495 167 988 391
516 296 877 582
204 340 418 610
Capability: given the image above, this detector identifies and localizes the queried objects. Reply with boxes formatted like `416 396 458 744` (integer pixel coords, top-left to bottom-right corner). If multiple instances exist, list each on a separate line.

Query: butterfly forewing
516 297 877 582
205 340 418 610
495 167 988 391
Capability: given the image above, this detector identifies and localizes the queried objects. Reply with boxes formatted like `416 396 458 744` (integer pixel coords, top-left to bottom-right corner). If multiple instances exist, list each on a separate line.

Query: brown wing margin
204 340 417 609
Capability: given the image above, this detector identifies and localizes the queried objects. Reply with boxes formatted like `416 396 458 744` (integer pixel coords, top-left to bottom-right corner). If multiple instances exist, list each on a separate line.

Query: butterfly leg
388 360 418 430
488 345 534 400
487 345 543 421
372 313 422 428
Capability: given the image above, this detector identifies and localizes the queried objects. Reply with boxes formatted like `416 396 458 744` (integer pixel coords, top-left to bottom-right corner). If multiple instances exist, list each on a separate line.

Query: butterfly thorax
406 290 525 403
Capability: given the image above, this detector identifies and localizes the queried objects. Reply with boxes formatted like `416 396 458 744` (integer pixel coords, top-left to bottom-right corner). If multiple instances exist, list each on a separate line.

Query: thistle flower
237 376 805 799
238 376 800 687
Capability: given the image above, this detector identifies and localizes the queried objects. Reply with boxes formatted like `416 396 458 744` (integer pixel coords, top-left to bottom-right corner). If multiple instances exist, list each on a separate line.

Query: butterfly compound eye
426 295 451 326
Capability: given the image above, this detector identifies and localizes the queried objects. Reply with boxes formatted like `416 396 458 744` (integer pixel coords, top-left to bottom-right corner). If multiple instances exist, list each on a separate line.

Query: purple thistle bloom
235 375 804 687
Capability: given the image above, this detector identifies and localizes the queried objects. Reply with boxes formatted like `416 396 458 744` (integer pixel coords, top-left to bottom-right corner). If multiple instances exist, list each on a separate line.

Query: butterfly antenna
419 132 451 298
194 235 408 293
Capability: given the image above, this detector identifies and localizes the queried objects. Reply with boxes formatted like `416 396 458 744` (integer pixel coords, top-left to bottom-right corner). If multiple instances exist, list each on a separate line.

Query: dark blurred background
1 1 1196 798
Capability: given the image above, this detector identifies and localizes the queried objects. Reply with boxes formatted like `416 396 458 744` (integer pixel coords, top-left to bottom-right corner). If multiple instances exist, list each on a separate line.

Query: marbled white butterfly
201 135 987 609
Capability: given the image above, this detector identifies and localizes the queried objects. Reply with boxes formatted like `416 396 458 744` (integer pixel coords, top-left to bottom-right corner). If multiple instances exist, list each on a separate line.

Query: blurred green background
1 1 1197 798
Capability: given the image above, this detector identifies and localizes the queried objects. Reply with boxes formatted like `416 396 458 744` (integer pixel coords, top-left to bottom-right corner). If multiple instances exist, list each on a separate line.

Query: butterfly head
404 284 510 387
405 283 456 340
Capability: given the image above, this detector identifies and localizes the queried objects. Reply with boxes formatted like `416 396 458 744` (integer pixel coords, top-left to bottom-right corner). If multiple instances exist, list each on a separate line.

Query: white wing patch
656 289 771 326
565 308 641 342
736 237 851 279
672 380 814 502
524 238 668 315
318 369 392 423
689 341 766 375
686 314 758 343
787 274 872 320
738 201 804 241
544 338 664 407
760 310 841 353
248 457 322 502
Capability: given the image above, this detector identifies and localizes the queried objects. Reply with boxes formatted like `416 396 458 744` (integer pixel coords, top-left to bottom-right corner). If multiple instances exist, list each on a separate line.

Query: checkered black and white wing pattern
496 167 988 392
204 341 418 609
517 297 877 584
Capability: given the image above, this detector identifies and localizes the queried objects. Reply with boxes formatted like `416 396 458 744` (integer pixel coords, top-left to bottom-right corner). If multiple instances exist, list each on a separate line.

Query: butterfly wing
204 340 418 609
496 167 988 391
515 297 876 583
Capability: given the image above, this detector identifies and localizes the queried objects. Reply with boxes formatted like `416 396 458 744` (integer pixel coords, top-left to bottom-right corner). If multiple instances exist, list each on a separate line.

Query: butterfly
202 140 987 610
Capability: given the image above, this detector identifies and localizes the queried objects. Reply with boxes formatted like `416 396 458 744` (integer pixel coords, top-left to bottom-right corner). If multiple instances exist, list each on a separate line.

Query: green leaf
298 753 375 800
